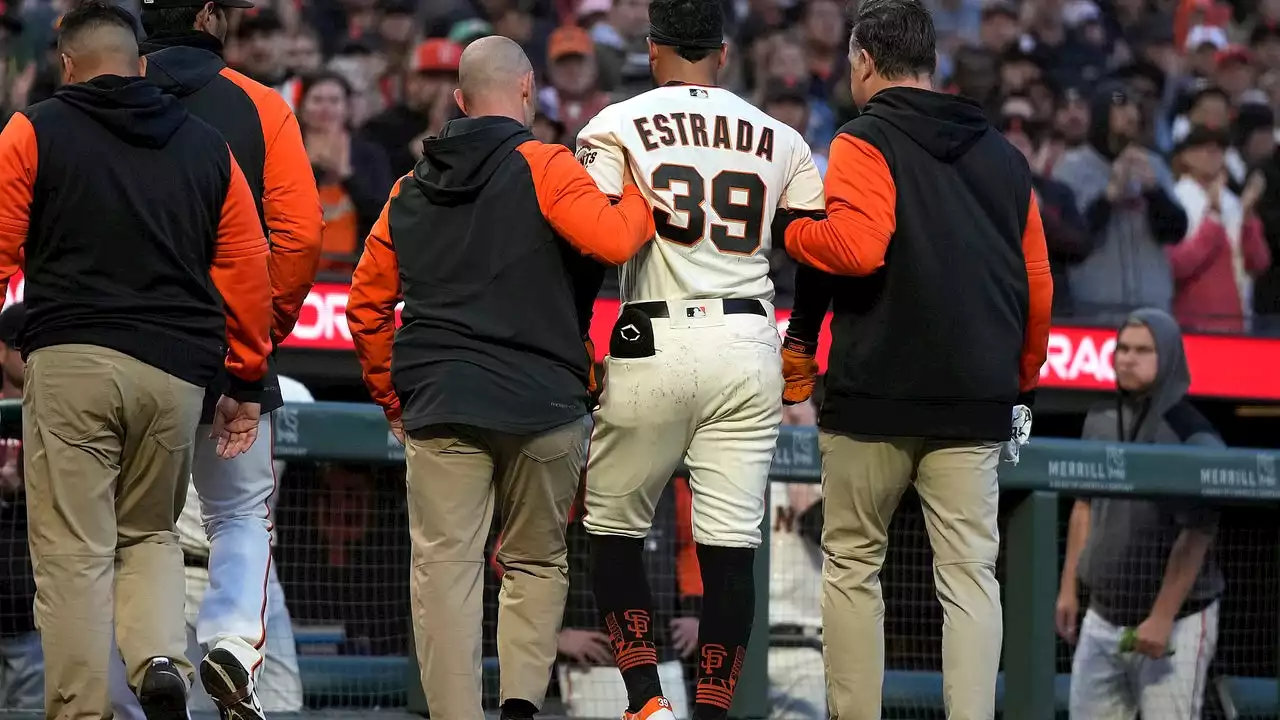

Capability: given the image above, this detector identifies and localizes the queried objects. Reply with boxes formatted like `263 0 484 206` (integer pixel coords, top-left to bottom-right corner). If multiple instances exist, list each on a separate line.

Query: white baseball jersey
576 84 825 302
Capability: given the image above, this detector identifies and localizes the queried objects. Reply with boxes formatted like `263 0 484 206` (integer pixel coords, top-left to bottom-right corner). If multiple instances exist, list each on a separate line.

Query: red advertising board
8 276 1280 401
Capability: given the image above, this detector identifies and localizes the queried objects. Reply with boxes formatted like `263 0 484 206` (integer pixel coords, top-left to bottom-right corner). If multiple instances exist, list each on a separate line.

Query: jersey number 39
650 163 766 256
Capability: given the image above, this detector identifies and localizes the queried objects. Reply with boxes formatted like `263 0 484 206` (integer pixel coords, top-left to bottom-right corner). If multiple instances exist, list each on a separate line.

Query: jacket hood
1118 307 1190 442
1087 81 1127 160
144 40 227 98
54 75 187 149
416 116 533 206
861 86 989 162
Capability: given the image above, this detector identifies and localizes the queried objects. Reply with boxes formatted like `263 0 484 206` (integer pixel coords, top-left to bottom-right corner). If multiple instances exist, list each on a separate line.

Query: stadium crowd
0 0 1276 330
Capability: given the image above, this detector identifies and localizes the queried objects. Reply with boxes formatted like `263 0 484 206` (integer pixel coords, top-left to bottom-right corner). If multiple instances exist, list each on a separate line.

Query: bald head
453 36 537 125
58 1 143 84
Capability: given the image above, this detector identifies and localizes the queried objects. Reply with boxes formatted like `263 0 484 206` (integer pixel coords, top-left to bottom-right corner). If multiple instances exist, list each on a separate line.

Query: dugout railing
1 400 1277 719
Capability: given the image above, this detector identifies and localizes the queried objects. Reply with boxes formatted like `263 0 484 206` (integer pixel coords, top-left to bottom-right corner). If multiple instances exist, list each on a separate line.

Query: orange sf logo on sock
700 644 728 675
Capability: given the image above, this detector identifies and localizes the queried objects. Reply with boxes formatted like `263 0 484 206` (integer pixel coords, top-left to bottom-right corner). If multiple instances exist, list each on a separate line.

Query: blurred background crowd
1 0 1277 334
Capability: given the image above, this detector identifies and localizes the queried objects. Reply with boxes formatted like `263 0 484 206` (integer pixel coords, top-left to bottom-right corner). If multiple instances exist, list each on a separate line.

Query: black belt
769 624 822 649
627 299 767 318
184 554 208 570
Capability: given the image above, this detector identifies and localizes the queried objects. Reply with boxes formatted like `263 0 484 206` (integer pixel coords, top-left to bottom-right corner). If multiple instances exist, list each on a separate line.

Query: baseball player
574 1 824 718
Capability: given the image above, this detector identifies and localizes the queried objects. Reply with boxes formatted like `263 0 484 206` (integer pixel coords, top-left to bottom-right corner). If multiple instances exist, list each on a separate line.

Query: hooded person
344 36 655 720
1052 82 1189 321
1056 308 1224 719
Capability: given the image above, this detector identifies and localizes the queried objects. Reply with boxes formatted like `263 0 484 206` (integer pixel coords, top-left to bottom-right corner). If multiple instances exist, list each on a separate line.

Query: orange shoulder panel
1019 193 1053 393
347 175 410 422
0 112 36 292
515 140 654 265
219 67 324 345
785 133 896 276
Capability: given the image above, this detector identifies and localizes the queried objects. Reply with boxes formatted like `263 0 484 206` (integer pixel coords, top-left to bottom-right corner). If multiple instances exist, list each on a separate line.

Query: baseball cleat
623 696 677 720
200 645 265 720
136 657 189 720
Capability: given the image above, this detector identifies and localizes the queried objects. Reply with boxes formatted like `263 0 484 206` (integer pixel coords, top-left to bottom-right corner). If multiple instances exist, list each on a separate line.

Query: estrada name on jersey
576 84 824 303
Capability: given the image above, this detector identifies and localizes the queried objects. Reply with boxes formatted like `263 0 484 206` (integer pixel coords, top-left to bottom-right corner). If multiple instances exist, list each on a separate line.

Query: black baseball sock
590 533 663 713
692 544 756 720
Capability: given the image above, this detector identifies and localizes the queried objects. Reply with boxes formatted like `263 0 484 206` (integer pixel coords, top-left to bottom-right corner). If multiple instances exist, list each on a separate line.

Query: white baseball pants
1069 602 1219 719
191 412 276 674
583 299 783 548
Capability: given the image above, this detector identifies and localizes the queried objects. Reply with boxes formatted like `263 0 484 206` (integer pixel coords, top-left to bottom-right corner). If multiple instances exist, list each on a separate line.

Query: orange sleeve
347 176 408 422
1020 193 1053 393
222 68 325 346
0 113 35 293
785 134 896 276
516 140 654 265
212 152 272 384
673 477 703 599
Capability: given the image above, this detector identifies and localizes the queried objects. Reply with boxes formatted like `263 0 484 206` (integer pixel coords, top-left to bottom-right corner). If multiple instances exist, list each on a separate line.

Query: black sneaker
200 646 265 720
136 657 188 720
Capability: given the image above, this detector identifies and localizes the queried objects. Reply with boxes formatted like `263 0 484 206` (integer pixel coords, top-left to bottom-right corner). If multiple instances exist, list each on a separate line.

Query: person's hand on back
211 396 262 459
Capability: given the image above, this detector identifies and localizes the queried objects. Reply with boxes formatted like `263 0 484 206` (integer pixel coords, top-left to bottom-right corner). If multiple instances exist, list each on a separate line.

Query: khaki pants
818 432 1002 720
405 416 590 720
23 344 203 719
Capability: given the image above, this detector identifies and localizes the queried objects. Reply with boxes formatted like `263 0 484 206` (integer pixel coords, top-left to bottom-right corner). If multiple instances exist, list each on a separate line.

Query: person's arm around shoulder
0 112 35 291
209 150 272 459
784 133 896 276
516 140 654 265
1019 192 1054 405
347 175 409 442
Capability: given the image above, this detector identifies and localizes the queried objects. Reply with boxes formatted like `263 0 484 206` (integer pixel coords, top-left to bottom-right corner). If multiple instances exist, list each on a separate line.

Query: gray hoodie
1076 308 1224 627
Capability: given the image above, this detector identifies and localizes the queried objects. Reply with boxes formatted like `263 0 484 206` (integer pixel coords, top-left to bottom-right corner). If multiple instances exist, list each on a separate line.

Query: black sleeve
1085 195 1114 236
787 263 834 345
345 140 396 243
1145 187 1189 244
562 246 607 337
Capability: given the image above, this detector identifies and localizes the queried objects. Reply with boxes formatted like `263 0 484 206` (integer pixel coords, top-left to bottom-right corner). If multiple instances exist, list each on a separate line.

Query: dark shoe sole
200 648 265 720
137 660 188 720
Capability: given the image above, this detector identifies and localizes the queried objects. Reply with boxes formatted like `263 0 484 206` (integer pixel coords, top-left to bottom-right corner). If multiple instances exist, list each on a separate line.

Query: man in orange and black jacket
0 3 270 717
346 36 653 720
126 1 323 713
776 0 1052 718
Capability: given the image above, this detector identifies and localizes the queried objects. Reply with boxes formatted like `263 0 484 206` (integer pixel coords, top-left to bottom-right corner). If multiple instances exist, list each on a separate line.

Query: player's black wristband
783 335 818 356
226 375 266 404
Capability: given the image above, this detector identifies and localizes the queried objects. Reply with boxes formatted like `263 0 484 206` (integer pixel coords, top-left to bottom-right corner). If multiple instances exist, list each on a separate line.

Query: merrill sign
1046 446 1134 492
1199 454 1279 498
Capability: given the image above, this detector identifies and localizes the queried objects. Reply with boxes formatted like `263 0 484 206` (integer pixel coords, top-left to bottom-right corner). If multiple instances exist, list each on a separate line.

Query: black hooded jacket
387 117 604 434
144 33 289 420
12 75 255 388
791 88 1052 440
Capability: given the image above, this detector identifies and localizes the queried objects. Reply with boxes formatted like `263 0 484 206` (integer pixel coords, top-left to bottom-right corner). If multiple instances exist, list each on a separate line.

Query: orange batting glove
584 336 599 396
781 336 818 405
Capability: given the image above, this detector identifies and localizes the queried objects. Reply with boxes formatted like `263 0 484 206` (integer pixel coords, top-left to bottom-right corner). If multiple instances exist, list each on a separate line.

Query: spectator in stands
0 302 41 711
589 0 652 96
976 0 1019 55
799 0 847 102
1226 103 1275 190
767 400 825 720
999 107 1092 316
1053 82 1187 320
1053 86 1092 150
761 78 827 176
539 25 611 143
531 110 566 145
300 71 393 276
0 3 270 714
364 38 463 177
1167 125 1271 333
286 27 324 77
1056 308 1224 718
553 481 700 719
235 10 294 106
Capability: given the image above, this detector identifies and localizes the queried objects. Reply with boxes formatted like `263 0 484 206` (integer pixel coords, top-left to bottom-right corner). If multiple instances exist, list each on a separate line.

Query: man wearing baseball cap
541 25 609 141
364 37 463 175
125 0 323 717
